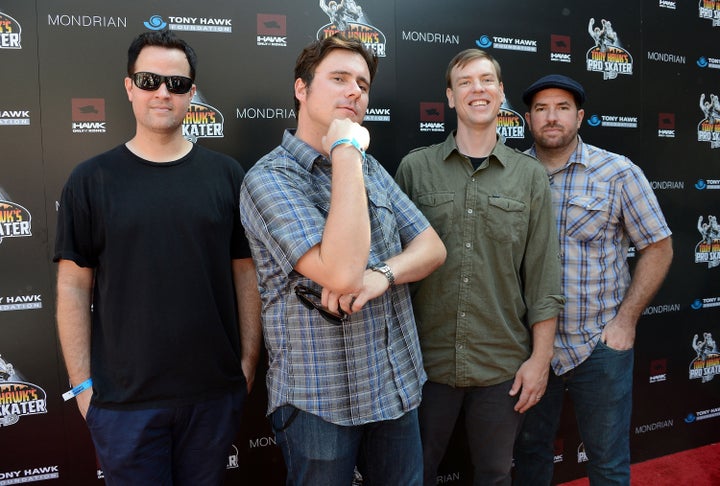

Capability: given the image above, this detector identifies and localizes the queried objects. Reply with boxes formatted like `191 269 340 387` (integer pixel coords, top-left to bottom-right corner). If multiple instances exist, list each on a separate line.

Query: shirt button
460 312 466 318
467 208 473 214
457 343 464 350
465 242 471 248
463 277 469 283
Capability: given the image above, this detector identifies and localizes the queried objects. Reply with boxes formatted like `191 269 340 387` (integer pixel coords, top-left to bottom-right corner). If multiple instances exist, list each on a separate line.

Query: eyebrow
455 73 496 82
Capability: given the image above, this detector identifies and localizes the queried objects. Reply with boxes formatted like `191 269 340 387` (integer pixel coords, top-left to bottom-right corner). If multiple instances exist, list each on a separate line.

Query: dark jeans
86 389 246 486
419 379 524 486
271 405 423 486
513 341 634 486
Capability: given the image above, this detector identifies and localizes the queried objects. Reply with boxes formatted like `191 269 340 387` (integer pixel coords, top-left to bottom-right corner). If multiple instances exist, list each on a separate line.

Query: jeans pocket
272 405 300 433
597 339 633 355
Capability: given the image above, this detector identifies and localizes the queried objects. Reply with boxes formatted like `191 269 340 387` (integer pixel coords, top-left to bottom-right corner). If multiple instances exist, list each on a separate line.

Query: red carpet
558 442 720 486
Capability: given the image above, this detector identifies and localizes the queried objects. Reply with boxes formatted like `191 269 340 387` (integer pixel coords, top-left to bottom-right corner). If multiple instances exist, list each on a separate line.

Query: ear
446 87 455 109
524 111 532 127
577 108 585 128
294 78 307 106
124 77 134 102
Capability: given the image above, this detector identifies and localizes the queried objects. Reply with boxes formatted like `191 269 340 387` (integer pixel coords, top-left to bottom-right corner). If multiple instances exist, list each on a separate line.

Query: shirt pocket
367 188 399 246
417 192 455 239
565 195 610 242
485 195 527 243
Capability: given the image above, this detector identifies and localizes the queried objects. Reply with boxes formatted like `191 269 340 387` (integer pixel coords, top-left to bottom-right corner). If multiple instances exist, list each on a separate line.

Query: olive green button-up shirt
396 132 564 387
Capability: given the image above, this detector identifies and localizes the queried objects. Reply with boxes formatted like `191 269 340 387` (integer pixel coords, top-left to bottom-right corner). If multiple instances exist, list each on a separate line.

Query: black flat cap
522 74 586 106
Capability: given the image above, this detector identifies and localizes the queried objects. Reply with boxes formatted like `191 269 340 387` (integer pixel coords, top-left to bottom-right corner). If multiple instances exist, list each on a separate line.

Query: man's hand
322 118 369 158
509 355 550 413
76 389 91 420
600 314 636 351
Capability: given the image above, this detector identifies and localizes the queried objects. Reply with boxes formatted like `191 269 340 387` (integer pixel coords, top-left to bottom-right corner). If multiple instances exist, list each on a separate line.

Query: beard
532 124 577 150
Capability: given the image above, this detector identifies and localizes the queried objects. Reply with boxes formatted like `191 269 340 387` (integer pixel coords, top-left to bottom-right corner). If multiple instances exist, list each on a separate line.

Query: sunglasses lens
296 293 315 311
294 286 346 325
132 72 193 94
133 72 161 90
318 309 345 325
167 76 193 94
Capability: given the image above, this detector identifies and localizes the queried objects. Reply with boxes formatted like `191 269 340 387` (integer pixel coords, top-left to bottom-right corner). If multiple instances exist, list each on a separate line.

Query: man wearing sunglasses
54 30 261 484
240 34 446 485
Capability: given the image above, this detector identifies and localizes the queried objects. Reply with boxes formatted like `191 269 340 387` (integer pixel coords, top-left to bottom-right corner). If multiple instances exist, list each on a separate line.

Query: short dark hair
127 30 197 80
293 33 378 112
445 49 502 88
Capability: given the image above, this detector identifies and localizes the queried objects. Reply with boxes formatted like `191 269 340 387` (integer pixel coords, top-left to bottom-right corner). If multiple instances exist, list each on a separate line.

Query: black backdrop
1 1 718 484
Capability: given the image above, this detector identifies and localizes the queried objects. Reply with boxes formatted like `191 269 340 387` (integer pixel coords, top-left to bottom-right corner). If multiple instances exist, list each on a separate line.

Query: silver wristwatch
371 262 395 286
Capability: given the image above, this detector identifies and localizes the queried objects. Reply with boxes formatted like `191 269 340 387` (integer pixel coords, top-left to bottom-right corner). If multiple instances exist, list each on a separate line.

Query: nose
154 82 172 97
347 81 362 98
546 107 560 121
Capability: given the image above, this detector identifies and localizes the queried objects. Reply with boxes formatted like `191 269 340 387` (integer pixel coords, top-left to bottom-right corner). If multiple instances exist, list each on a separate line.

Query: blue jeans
271 406 422 486
513 341 634 486
86 389 246 486
420 380 524 486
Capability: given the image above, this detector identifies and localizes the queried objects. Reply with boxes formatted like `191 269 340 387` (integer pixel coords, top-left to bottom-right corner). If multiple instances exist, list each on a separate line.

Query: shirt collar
280 129 325 171
528 135 589 172
441 130 510 168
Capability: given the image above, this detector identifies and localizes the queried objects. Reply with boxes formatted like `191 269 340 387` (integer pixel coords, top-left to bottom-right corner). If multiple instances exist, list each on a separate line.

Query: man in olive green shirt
395 49 564 485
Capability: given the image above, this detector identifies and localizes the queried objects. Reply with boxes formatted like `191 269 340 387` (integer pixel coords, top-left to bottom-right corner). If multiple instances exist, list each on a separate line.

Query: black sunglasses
131 71 194 94
294 285 348 325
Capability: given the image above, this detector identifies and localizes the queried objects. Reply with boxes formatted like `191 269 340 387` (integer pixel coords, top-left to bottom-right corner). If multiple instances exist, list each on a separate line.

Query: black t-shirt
54 144 250 409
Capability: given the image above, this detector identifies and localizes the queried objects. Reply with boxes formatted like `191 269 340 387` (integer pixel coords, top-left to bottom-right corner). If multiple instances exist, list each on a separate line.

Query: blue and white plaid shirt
528 137 671 375
240 130 429 426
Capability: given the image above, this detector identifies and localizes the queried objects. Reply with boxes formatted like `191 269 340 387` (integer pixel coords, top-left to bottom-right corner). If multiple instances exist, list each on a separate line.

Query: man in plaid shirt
514 74 673 486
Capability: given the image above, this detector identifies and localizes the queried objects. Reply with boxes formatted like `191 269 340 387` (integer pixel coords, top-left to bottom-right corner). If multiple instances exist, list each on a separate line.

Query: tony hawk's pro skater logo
695 214 720 268
496 104 525 139
585 18 633 80
317 0 386 57
0 354 48 427
689 332 720 383
698 93 720 148
182 91 224 143
699 0 720 27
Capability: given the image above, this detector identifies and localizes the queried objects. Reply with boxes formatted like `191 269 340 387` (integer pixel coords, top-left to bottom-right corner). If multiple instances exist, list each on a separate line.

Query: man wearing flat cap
513 74 673 485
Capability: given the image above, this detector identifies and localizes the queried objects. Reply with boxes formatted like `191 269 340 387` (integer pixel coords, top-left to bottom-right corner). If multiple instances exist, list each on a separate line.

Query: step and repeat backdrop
1 0 718 484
